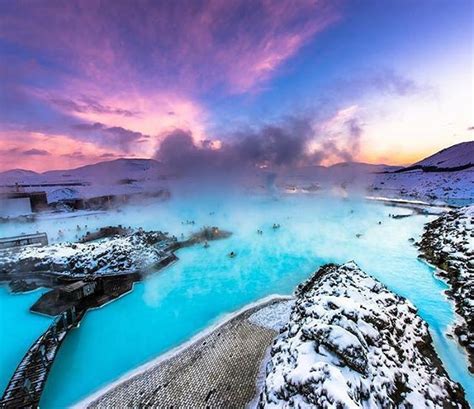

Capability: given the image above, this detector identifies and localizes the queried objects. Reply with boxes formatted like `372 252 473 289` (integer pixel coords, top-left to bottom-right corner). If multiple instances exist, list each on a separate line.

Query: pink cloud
0 130 122 172
0 0 341 93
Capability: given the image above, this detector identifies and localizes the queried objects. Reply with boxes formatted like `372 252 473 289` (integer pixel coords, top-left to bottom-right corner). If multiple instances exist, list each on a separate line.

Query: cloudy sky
0 0 472 172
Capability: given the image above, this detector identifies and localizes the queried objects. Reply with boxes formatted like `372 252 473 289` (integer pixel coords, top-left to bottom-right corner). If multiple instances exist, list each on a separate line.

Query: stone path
88 300 284 408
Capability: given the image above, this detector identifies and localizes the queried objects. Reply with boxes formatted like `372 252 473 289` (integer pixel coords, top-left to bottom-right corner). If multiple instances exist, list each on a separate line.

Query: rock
417 205 473 373
0 230 178 277
9 279 38 293
259 262 468 408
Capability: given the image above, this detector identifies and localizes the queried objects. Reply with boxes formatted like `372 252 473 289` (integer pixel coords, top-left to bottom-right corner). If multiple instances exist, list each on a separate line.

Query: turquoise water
0 194 472 407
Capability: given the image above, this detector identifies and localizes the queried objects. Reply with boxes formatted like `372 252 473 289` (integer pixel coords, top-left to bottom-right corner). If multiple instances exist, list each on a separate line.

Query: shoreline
74 293 293 408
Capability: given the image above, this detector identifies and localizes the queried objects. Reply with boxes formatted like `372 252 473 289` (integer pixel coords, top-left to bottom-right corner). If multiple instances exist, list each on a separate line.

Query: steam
155 116 362 178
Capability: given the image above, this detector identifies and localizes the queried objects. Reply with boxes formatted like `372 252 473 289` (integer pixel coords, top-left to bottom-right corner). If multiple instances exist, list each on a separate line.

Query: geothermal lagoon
1 194 473 407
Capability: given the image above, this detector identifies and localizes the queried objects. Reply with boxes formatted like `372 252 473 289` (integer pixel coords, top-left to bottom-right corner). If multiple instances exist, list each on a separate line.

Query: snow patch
259 262 468 408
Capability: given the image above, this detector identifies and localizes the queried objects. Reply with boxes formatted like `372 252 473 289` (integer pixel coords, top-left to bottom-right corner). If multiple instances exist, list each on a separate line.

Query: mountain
414 141 473 169
42 158 162 182
371 141 474 203
0 159 166 203
328 162 400 172
0 159 162 185
399 141 474 172
0 169 40 182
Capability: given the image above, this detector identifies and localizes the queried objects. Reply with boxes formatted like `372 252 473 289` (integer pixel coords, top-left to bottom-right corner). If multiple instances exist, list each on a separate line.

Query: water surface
0 194 472 407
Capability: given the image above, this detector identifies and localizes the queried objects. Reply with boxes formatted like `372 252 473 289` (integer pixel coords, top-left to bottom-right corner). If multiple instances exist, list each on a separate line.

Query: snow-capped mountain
0 158 167 203
0 158 162 184
42 158 161 181
412 141 473 170
370 141 474 203
1 141 472 204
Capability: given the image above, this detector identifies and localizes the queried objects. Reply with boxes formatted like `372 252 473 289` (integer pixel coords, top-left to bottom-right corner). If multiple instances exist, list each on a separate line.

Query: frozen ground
259 262 468 408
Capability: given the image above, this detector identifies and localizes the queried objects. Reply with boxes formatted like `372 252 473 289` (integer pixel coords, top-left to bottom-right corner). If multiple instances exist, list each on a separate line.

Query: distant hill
43 158 161 181
0 158 162 185
0 169 39 180
371 141 474 202
328 162 401 173
413 141 473 169
395 141 474 173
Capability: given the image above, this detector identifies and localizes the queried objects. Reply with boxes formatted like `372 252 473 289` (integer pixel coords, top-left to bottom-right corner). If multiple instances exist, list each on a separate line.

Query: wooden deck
0 308 81 408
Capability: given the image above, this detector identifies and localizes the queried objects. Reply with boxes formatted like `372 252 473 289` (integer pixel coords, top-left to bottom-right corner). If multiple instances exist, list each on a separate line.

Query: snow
0 230 177 276
369 141 474 203
248 300 294 331
0 158 169 204
258 262 468 408
48 188 81 203
413 141 474 169
371 168 474 203
418 205 474 372
1 142 472 206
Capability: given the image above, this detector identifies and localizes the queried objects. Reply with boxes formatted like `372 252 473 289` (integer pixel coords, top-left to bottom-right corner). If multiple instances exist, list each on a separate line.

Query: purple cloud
1 147 51 156
72 122 150 152
22 148 51 156
51 97 139 117
0 0 339 93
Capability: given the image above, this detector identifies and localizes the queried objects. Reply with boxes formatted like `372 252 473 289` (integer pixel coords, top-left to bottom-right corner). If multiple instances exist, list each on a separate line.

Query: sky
0 0 472 172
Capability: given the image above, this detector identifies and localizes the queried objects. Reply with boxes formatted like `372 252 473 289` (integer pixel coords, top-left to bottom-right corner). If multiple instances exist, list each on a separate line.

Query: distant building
0 233 48 251
0 192 48 217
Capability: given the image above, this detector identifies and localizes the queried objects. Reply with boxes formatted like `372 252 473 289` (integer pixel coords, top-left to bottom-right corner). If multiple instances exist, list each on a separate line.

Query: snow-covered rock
417 205 474 372
0 230 177 276
48 187 81 203
259 262 468 408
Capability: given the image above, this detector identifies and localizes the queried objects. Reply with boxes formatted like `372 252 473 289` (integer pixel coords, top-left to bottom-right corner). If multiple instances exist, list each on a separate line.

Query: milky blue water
0 194 472 407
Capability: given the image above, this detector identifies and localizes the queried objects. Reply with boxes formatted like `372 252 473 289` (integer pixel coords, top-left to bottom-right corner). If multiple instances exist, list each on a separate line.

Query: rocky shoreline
258 262 468 408
0 229 178 279
417 205 474 373
80 262 470 408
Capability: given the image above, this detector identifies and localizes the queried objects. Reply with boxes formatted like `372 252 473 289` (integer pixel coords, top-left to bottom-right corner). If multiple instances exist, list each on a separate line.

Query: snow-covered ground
275 142 474 203
248 300 294 331
370 141 474 203
0 158 172 204
0 230 176 276
418 205 474 373
370 168 474 203
259 262 468 408
1 142 472 206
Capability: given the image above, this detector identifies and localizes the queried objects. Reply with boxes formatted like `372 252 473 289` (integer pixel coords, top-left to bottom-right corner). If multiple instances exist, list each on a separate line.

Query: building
59 281 97 302
0 233 48 251
0 192 48 217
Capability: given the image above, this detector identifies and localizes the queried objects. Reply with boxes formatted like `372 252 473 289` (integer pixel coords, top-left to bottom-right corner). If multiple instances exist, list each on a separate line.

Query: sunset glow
0 0 472 172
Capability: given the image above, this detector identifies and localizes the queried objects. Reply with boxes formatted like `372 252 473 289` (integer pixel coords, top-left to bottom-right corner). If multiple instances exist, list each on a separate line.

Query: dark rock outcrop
417 205 474 373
